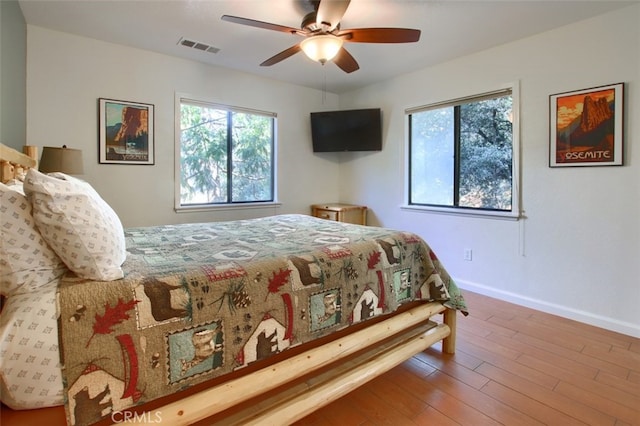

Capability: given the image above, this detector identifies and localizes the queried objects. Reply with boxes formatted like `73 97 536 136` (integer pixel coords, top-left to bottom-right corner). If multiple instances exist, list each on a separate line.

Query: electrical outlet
463 249 473 261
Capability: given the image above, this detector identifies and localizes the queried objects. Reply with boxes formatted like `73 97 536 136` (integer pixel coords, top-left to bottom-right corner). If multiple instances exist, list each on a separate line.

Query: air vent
178 37 220 54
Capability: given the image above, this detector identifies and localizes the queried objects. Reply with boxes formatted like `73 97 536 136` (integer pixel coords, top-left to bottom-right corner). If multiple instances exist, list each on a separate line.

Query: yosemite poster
549 83 623 167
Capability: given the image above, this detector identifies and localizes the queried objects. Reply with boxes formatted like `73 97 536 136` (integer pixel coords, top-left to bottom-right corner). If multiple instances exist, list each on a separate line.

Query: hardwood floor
294 291 640 426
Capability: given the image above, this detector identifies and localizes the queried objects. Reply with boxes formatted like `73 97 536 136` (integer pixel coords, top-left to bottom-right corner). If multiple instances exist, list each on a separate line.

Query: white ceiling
18 0 637 94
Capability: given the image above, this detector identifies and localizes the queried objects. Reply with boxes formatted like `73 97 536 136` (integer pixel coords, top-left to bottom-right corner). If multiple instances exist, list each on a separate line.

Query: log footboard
139 302 455 426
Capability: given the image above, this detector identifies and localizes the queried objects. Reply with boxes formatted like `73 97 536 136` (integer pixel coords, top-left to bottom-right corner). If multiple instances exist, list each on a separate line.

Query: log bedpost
442 308 457 354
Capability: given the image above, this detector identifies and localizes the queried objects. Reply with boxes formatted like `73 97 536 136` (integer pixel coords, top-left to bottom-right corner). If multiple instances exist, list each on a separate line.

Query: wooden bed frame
0 143 37 183
0 142 457 425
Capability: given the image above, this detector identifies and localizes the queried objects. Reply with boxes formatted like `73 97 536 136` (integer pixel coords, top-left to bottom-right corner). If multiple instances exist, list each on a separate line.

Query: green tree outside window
179 101 274 206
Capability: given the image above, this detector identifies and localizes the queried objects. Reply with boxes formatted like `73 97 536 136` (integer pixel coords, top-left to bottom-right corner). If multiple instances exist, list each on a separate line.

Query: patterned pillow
24 169 126 281
0 182 67 296
0 281 64 409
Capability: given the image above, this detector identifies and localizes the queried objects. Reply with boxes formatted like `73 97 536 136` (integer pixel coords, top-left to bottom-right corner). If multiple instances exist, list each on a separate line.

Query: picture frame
98 98 155 165
549 83 624 167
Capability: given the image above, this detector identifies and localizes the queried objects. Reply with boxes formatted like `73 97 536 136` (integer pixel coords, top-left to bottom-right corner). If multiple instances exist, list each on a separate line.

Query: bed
1 143 467 425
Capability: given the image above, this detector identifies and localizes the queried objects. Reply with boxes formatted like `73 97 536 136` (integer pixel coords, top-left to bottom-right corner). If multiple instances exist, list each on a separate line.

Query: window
177 96 275 208
407 86 518 217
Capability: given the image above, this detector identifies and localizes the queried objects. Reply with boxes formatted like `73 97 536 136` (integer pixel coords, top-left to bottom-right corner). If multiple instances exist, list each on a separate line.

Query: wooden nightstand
311 203 367 225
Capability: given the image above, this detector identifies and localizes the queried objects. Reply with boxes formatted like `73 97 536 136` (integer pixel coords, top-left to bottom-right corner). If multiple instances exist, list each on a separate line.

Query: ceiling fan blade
260 44 302 66
221 15 300 35
333 47 359 73
316 0 351 31
338 28 421 43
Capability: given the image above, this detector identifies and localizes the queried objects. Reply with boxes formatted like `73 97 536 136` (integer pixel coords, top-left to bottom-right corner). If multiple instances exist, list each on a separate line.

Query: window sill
401 204 521 221
175 201 282 213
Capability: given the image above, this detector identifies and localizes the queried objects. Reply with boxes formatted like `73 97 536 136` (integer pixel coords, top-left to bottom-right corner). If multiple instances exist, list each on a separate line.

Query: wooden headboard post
0 143 38 183
23 145 39 164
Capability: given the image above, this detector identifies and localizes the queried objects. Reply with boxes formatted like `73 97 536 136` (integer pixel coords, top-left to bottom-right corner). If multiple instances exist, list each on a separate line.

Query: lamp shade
39 146 84 174
300 35 344 64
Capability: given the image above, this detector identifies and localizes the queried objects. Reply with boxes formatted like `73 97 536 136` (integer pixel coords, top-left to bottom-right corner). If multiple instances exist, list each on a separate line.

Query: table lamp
39 145 84 174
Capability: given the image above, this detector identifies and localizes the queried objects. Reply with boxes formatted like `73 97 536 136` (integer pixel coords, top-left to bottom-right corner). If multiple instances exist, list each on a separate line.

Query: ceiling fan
221 0 421 73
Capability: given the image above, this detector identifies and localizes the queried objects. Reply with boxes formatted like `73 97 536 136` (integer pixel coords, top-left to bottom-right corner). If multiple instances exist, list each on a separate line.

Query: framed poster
549 83 624 167
99 98 155 165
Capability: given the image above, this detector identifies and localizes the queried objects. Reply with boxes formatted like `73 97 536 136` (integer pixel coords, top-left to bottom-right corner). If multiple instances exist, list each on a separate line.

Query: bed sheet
0 281 64 409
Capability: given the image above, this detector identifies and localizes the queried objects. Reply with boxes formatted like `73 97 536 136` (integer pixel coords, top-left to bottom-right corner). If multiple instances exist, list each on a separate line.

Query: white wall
25 26 341 227
340 4 640 337
0 0 27 146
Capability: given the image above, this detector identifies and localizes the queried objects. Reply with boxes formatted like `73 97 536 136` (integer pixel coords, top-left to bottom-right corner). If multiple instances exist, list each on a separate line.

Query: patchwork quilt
57 214 467 425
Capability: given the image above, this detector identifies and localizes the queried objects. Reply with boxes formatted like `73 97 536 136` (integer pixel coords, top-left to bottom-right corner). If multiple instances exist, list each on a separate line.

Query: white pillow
0 182 67 296
23 169 126 281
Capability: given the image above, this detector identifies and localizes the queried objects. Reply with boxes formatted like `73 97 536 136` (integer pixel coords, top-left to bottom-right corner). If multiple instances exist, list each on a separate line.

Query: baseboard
455 278 640 338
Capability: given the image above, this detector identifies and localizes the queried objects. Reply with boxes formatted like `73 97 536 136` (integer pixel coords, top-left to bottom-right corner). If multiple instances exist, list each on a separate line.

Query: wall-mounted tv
310 108 382 152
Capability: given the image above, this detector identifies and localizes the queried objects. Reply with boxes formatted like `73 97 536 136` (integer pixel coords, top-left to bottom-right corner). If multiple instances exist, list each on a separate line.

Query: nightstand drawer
311 203 367 225
313 209 338 221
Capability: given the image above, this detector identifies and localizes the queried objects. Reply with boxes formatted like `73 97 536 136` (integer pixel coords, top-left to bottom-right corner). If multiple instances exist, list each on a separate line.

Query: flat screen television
310 108 382 152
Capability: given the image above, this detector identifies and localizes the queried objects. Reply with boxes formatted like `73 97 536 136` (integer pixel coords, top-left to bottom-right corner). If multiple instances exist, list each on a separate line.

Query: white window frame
402 82 521 220
174 92 279 212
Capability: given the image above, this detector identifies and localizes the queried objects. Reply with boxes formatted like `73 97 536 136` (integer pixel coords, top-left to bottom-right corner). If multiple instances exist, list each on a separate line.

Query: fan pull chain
322 67 327 104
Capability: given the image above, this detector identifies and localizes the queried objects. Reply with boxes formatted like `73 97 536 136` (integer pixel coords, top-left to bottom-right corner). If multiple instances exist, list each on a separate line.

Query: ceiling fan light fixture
300 34 343 64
